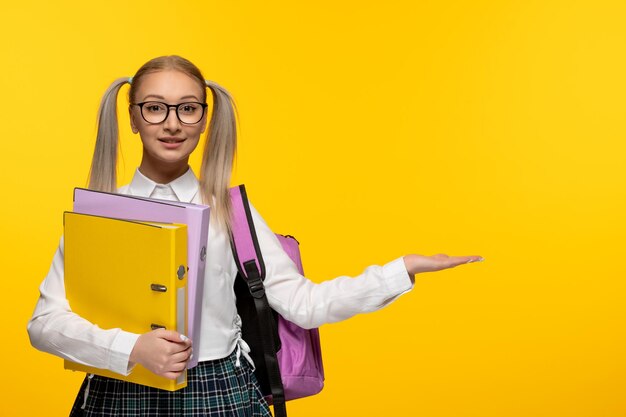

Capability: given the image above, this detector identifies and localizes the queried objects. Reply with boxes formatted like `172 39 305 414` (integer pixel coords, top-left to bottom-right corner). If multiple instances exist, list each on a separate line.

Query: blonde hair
88 55 237 232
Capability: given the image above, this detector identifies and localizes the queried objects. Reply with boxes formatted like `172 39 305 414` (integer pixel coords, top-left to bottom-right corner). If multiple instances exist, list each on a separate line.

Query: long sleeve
27 237 140 375
249 204 414 330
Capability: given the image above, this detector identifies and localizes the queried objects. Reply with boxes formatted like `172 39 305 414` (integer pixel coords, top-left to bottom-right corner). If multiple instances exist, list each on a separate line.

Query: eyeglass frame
131 101 209 125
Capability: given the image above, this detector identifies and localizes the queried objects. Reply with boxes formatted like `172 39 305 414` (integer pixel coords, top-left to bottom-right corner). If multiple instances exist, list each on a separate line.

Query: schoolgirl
28 55 483 417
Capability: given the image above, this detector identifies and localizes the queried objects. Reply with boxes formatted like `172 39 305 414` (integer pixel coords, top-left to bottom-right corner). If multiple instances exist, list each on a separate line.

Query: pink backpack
230 185 325 417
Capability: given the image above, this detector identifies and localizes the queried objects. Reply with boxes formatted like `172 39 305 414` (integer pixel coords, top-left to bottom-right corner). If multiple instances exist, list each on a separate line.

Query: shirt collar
127 167 199 203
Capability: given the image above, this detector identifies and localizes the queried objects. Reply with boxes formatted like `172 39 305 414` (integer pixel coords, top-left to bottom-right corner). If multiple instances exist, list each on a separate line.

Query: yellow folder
63 212 188 391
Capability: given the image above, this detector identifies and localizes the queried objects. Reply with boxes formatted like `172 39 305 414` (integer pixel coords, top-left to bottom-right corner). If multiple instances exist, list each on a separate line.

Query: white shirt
28 168 414 375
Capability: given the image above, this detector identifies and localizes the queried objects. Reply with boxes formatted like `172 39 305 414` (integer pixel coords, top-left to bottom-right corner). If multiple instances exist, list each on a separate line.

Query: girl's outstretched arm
249 203 483 330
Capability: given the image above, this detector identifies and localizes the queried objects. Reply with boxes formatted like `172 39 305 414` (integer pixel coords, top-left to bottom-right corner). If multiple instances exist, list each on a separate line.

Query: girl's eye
145 103 166 113
179 104 198 114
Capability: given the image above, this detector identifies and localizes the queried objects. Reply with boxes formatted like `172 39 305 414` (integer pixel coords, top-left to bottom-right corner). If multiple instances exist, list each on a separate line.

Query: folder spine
173 225 188 386
173 225 188 335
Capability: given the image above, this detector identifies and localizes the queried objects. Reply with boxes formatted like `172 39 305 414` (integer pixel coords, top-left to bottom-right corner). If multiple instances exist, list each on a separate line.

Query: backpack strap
229 184 287 417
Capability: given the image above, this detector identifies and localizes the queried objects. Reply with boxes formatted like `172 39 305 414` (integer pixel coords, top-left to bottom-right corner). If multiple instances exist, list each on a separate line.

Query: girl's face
130 70 207 179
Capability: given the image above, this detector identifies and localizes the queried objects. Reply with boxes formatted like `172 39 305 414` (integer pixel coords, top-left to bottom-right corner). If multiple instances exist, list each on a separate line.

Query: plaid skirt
69 350 271 417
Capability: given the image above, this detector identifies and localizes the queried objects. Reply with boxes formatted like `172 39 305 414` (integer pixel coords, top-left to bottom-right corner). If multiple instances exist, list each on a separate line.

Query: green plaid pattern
70 350 271 416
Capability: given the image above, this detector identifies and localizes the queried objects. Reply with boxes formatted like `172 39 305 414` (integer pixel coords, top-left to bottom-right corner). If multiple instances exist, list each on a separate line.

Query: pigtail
88 77 130 192
201 81 238 233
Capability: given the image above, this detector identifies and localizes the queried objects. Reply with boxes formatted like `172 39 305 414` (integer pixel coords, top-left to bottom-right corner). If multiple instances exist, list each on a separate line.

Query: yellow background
2 1 625 416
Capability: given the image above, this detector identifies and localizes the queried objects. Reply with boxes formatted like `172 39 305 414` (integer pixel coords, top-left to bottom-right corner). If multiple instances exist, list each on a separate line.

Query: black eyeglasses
132 101 208 125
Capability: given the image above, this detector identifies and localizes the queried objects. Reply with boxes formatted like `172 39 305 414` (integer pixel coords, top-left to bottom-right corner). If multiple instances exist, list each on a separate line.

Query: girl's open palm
403 254 484 276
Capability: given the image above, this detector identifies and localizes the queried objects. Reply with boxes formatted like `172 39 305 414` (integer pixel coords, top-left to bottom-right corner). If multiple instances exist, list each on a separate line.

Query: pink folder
72 188 210 369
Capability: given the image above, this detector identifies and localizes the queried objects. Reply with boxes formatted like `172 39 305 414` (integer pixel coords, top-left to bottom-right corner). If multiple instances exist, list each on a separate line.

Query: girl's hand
403 254 484 277
129 329 192 380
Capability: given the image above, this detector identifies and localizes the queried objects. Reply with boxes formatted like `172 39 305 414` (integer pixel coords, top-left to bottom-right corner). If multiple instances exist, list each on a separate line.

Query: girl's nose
163 107 182 132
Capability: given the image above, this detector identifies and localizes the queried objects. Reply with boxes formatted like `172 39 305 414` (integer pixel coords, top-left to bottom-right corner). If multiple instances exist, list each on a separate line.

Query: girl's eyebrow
142 94 202 101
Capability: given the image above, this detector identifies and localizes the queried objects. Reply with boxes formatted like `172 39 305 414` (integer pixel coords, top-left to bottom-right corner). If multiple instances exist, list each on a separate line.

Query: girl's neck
138 159 189 185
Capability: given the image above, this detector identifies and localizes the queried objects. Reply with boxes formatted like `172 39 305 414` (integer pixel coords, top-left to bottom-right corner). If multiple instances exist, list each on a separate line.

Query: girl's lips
159 137 185 143
158 138 186 149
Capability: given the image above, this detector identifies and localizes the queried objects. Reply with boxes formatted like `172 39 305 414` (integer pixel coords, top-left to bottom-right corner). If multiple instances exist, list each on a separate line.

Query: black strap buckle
247 276 265 298
243 260 266 298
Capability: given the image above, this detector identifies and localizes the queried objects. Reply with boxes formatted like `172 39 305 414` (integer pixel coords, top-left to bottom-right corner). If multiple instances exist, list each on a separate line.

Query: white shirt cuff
109 331 140 375
381 257 414 300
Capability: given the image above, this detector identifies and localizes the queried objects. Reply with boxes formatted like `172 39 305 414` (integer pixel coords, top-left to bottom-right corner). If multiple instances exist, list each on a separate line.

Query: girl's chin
143 151 192 167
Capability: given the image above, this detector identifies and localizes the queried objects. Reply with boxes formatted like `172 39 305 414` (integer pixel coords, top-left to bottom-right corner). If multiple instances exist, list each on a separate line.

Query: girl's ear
129 107 139 134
